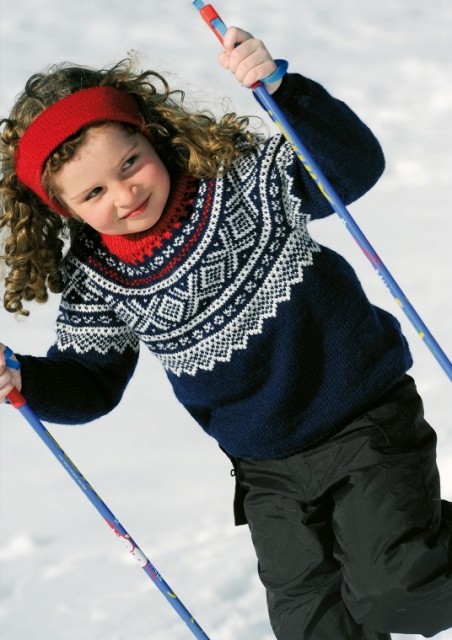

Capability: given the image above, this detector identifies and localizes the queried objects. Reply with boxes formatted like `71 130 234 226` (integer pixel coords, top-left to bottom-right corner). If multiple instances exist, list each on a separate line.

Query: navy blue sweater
18 74 412 459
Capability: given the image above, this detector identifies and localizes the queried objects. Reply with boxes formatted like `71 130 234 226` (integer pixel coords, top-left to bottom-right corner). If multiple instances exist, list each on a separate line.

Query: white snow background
0 1 451 638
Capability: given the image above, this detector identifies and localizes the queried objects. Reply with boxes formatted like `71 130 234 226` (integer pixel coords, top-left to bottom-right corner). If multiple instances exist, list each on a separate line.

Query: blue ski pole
3 347 210 640
192 0 452 382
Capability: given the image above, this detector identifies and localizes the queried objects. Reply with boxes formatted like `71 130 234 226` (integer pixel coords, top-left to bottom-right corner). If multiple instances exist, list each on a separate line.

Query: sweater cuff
269 72 315 117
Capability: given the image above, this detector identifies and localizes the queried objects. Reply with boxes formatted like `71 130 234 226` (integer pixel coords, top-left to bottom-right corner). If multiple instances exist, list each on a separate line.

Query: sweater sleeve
263 73 385 219
15 258 140 425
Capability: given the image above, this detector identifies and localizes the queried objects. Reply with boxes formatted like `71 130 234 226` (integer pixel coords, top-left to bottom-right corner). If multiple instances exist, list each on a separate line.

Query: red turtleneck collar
100 173 199 265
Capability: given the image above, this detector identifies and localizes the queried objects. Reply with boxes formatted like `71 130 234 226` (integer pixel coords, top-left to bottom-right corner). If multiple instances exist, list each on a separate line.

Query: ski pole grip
196 2 227 42
3 346 26 408
6 387 26 409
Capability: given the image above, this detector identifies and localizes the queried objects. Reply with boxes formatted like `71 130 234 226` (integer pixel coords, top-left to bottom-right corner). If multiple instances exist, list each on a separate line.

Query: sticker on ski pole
105 519 148 568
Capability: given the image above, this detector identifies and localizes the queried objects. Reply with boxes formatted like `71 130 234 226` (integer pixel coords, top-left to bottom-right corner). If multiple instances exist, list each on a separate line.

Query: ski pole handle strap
261 59 289 85
4 346 21 370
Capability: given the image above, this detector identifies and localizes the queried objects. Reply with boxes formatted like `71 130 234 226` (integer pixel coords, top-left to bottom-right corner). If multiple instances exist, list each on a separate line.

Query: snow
0 0 451 638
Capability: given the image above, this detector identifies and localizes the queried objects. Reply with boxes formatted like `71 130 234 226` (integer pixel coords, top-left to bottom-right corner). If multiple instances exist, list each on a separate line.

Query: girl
1 26 451 640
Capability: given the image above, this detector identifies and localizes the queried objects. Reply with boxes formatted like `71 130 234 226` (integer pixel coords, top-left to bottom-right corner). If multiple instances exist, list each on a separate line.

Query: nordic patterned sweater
18 73 412 460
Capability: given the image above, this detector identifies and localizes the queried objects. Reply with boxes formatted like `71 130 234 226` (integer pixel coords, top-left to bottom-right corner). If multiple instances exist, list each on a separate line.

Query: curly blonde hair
0 58 263 316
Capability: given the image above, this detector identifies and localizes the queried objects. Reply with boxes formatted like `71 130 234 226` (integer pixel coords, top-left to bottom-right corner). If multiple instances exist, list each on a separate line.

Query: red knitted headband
15 86 144 216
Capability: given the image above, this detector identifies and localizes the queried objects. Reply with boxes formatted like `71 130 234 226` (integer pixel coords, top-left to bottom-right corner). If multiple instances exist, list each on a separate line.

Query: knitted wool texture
17 74 412 459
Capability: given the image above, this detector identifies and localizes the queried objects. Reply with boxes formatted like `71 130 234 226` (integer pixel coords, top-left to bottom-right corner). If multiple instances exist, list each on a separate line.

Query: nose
113 180 138 210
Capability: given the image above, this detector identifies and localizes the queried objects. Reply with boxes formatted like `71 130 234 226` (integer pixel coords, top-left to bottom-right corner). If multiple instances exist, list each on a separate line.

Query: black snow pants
235 376 452 640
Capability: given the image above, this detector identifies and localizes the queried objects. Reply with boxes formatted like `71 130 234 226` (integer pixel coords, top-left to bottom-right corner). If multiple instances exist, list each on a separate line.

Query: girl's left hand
218 27 283 95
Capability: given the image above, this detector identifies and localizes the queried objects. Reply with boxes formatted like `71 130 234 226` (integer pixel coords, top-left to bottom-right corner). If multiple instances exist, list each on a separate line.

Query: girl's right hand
0 344 22 402
218 27 284 95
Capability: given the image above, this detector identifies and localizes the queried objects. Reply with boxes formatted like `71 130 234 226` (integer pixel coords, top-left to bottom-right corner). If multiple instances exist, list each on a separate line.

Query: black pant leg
237 456 391 640
236 376 451 639
329 378 452 637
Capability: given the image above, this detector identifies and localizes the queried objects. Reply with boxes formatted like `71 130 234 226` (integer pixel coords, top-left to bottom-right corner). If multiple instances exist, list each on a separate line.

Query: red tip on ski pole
193 1 227 43
6 387 26 409
3 346 26 408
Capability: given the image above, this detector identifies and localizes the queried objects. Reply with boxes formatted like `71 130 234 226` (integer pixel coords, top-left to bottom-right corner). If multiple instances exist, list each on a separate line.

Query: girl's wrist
261 59 289 94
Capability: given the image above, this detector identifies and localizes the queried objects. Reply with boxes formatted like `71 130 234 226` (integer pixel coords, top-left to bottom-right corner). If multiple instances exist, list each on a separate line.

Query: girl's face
53 123 171 235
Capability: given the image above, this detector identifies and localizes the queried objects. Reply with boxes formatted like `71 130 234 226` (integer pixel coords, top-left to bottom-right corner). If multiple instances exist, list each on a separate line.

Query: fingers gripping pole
191 1 452 381
4 348 210 640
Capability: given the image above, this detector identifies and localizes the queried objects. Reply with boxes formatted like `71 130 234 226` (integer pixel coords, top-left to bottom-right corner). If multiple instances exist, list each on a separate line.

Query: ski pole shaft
192 1 452 382
4 350 210 639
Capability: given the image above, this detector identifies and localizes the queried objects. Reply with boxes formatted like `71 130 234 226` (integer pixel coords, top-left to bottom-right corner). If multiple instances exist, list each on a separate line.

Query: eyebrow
68 141 140 202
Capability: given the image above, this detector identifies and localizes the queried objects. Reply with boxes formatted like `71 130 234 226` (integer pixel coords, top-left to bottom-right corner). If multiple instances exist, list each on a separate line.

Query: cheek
75 203 113 231
146 155 170 185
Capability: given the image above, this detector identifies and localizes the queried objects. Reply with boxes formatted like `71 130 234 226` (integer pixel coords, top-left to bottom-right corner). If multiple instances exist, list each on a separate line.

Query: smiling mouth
123 195 150 219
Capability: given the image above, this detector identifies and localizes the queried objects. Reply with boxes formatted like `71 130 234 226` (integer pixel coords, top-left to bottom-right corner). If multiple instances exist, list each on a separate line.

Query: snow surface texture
0 1 451 638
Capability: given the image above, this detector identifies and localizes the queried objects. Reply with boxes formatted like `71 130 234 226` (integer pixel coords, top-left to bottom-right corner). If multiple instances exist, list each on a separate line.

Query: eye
85 186 102 201
123 154 139 170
